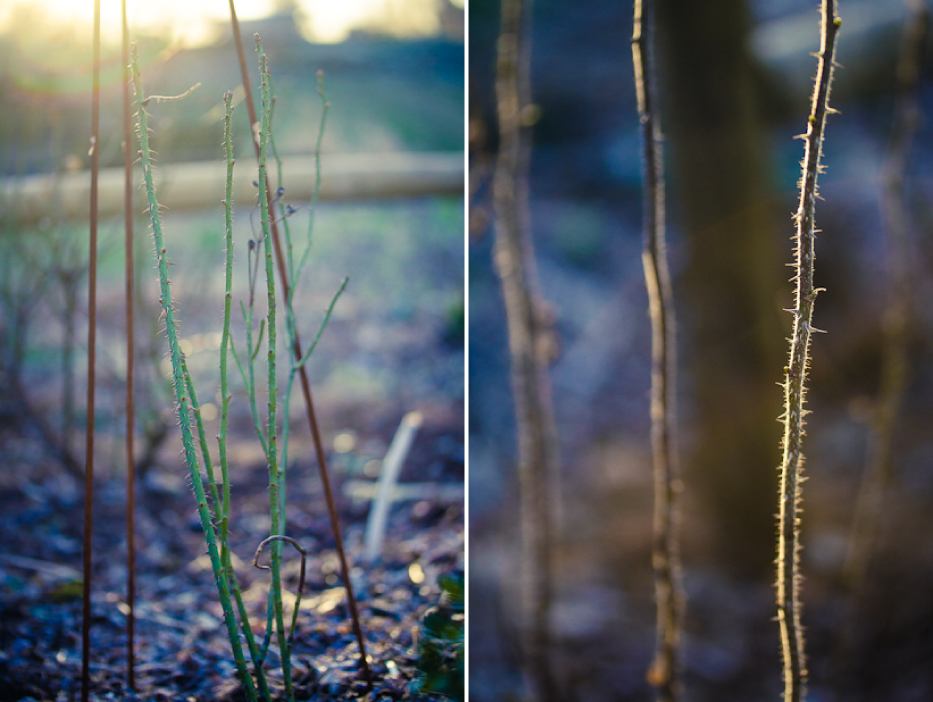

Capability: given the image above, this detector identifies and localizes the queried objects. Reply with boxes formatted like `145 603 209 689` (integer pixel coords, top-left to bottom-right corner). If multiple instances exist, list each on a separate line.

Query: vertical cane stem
132 46 259 702
226 1 370 679
632 1 684 699
776 5 840 701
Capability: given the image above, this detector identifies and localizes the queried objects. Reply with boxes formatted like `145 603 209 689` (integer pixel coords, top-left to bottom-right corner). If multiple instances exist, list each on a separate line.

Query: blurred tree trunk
656 0 786 577
494 0 560 698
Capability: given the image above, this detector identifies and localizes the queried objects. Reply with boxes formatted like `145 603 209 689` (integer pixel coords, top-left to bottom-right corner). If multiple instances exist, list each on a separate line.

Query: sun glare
1 0 455 46
0 0 272 46
299 0 441 43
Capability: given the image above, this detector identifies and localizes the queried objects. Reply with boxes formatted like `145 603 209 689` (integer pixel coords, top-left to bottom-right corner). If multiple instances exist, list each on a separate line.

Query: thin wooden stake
81 1 101 700
121 0 136 690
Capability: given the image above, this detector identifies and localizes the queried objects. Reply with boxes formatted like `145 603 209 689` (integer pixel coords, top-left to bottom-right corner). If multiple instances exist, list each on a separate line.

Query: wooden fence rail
1 151 463 224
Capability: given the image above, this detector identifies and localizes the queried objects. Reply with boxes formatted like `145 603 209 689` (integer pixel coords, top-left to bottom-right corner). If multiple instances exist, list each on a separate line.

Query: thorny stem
266 78 293 553
182 353 272 701
632 1 684 699
121 0 136 689
81 2 100 700
183 361 222 510
227 1 369 680
132 46 259 702
220 90 236 583
777 4 840 701
256 42 295 702
220 91 273 702
493 0 558 699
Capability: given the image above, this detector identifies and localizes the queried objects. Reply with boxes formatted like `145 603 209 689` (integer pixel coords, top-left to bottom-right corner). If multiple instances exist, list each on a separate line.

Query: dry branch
493 0 559 699
632 0 684 699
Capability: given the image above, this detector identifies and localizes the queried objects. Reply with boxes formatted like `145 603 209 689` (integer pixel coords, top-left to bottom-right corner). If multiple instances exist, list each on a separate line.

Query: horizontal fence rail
1 151 463 223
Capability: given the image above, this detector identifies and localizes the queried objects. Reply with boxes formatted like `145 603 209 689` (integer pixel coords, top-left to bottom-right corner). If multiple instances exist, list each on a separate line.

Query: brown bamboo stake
493 0 559 699
225 1 370 684
121 0 136 690
632 1 683 699
81 1 101 700
776 3 840 701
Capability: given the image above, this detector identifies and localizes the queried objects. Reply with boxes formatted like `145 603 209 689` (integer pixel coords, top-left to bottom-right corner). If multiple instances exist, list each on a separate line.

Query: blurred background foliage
0 0 464 482
0 0 464 177
469 0 933 699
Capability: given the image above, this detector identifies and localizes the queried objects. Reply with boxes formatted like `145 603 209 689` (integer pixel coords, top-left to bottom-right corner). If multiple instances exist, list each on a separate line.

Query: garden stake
227 0 370 683
121 0 137 688
776 3 840 701
632 0 684 699
81 2 101 699
132 46 260 702
493 0 560 699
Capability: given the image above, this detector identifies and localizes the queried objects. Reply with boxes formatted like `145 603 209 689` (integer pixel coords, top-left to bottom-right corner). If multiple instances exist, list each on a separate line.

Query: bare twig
364 411 424 563
776 3 840 701
225 1 370 684
81 2 101 700
493 0 559 699
632 1 683 699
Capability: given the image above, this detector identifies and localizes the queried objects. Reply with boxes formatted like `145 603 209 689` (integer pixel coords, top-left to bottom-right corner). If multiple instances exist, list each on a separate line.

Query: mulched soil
0 413 463 701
